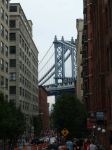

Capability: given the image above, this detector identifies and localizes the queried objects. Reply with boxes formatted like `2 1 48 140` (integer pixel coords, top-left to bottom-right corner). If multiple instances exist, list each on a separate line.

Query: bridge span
39 36 76 96
44 83 75 96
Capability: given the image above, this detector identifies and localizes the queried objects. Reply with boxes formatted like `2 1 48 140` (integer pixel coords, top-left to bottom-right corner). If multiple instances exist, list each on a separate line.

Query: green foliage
52 93 88 138
33 116 43 137
0 92 26 139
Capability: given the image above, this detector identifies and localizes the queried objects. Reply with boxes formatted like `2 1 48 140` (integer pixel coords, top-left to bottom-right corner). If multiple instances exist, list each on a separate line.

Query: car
31 138 44 145
49 137 56 144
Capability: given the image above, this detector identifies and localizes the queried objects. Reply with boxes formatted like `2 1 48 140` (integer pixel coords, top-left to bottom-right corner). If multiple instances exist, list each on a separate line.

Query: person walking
88 140 97 150
82 138 90 150
66 138 73 150
73 141 78 150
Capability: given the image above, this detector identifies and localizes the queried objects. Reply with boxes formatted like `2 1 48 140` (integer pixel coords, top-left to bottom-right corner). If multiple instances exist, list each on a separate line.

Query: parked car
49 137 56 144
31 138 44 145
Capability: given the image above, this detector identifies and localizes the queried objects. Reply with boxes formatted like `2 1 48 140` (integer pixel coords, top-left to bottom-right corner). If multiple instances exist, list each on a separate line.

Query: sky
10 0 83 61
10 0 83 107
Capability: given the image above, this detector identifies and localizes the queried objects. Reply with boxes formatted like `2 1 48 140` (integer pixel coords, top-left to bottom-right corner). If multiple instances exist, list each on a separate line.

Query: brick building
82 0 94 111
38 86 49 130
82 0 112 148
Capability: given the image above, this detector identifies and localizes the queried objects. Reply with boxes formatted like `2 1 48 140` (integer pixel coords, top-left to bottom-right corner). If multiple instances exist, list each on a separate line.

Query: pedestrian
75 139 83 150
66 138 73 150
88 140 97 150
82 138 90 150
73 141 78 150
14 144 18 150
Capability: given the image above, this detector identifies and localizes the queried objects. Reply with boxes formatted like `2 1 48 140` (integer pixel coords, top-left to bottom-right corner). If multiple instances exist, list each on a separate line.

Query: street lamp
93 125 96 129
101 128 106 133
97 127 101 131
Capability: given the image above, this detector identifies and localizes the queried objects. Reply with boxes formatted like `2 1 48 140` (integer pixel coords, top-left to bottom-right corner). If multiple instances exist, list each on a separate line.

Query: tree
33 116 43 137
0 92 26 140
52 93 88 138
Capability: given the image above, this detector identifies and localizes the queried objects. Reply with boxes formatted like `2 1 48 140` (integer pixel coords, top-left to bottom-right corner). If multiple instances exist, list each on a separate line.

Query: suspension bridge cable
39 43 53 65
39 71 55 85
39 64 55 83
39 39 76 85
39 52 72 84
39 52 54 73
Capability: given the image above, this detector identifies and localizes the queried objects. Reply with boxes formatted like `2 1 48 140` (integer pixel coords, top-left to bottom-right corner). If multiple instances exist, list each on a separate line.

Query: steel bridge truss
39 36 76 86
54 36 76 86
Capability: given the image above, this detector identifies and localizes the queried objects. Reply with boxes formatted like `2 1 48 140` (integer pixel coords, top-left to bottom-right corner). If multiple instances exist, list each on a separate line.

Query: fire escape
82 0 89 106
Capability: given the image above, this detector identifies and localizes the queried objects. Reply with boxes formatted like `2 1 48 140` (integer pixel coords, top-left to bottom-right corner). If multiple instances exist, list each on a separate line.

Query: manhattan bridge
38 36 77 96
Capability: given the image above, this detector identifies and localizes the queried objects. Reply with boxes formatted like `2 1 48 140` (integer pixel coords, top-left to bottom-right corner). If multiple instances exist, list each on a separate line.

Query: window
10 86 16 94
1 76 4 86
9 6 17 12
10 46 16 54
19 35 22 44
0 58 4 70
1 24 4 37
5 14 8 24
10 20 16 28
10 72 16 80
5 45 8 56
19 61 22 69
10 33 16 41
20 87 22 95
5 29 8 40
23 89 24 96
5 0 8 9
5 62 8 72
1 42 4 54
20 48 22 56
1 7 4 20
5 78 8 89
10 59 16 67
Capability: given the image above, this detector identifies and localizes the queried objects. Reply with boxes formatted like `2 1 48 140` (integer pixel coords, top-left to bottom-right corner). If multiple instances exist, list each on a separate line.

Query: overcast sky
10 0 83 61
10 0 83 106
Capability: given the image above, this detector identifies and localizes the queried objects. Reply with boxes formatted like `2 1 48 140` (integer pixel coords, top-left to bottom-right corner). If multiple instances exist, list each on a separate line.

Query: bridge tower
53 35 76 86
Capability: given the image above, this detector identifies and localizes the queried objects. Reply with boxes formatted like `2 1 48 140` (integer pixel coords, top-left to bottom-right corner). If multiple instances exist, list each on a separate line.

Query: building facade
38 86 49 130
9 3 39 133
82 0 112 148
76 19 83 102
82 0 94 110
0 0 9 100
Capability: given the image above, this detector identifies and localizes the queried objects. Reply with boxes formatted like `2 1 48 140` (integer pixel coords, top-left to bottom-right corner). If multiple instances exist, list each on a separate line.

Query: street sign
61 128 69 137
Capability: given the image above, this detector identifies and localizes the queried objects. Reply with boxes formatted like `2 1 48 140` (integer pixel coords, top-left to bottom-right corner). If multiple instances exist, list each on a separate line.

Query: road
17 144 32 150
